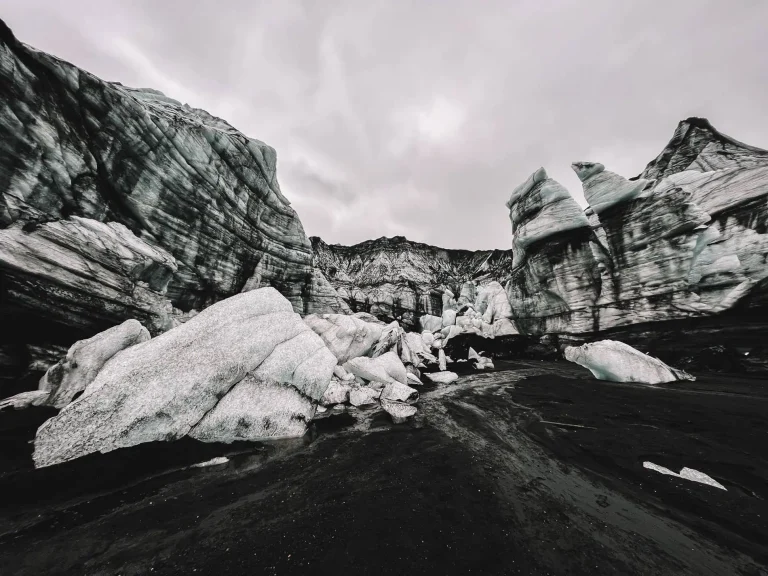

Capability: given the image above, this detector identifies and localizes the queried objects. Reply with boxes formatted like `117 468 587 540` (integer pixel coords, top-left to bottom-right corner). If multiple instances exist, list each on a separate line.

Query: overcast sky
3 1 767 249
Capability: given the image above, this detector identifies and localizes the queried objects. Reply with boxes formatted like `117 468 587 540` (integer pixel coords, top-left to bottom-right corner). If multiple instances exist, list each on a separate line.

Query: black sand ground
1 361 767 575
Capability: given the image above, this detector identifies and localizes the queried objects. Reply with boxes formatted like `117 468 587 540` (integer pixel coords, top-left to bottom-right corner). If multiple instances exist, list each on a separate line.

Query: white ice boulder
398 333 414 365
406 372 423 386
333 365 355 382
432 334 444 349
380 398 417 424
493 318 519 337
476 282 515 328
406 363 422 379
455 316 472 331
33 288 336 468
349 386 381 407
190 377 315 442
425 371 459 384
0 319 150 411
419 314 443 333
442 288 458 311
343 350 408 386
43 319 151 408
468 347 494 370
304 313 384 363
404 331 430 357
381 381 419 403
321 378 353 406
476 358 495 370
372 321 401 358
458 281 476 306
564 340 695 384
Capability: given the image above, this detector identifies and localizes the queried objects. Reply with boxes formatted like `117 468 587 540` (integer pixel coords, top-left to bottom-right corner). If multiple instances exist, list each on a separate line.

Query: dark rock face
0 20 345 388
311 235 513 328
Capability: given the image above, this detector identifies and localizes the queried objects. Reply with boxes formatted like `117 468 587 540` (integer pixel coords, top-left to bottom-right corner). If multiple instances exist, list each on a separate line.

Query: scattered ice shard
678 467 727 491
643 461 726 490
190 457 229 468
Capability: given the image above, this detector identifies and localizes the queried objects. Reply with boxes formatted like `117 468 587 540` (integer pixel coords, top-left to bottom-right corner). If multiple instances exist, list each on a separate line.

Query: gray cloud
2 0 766 248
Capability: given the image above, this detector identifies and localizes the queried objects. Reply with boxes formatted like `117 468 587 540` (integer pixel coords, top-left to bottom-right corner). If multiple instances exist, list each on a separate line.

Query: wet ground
1 360 767 575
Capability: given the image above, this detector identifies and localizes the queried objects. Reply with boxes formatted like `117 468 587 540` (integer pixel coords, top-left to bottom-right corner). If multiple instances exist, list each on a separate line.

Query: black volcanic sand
1 362 767 575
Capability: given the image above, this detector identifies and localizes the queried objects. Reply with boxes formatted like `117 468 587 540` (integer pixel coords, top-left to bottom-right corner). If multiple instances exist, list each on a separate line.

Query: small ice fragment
191 456 229 468
679 467 727 491
642 461 678 477
643 461 726 490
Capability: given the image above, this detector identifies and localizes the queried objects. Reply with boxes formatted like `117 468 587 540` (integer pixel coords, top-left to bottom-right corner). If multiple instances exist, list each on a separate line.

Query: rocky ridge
310 235 513 329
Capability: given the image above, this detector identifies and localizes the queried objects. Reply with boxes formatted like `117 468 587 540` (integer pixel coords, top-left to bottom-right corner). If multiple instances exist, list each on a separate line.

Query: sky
2 0 767 249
